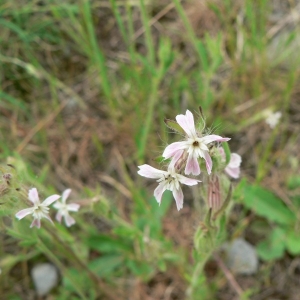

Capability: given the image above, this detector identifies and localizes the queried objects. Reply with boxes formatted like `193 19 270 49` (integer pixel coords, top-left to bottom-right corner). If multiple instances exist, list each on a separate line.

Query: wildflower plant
0 108 241 299
138 108 242 297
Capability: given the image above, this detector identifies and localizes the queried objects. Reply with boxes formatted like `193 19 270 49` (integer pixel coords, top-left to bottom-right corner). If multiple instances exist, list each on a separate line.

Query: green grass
1 0 300 299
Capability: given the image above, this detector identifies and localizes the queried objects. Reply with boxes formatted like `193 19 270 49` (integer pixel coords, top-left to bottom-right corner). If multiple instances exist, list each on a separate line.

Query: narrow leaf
164 119 185 134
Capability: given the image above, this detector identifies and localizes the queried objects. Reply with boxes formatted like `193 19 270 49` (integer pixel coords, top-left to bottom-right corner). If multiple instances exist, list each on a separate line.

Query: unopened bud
208 175 221 210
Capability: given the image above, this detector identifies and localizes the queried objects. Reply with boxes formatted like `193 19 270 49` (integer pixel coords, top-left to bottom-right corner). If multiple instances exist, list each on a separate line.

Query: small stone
31 263 59 296
223 238 258 275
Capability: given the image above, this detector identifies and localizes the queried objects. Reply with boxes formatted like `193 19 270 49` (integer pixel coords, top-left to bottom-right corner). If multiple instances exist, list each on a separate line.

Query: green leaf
0 91 28 112
243 184 295 225
0 251 40 273
89 255 123 277
136 53 156 76
286 231 300 255
162 252 181 263
63 267 92 294
133 191 172 238
164 118 185 135
158 37 174 76
150 191 172 220
86 234 131 254
126 259 154 281
113 226 138 239
196 40 209 72
157 259 167 272
256 227 286 261
152 155 166 164
287 176 300 190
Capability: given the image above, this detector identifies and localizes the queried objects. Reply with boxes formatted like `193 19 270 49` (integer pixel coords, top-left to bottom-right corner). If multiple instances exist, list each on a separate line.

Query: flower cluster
15 188 80 228
138 109 242 211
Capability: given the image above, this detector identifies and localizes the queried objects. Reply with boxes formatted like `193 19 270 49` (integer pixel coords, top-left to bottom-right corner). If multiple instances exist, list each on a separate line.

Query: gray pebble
31 263 59 296
223 238 258 275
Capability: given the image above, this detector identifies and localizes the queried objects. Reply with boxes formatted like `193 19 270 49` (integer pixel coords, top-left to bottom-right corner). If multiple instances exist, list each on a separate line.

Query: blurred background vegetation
1 0 300 299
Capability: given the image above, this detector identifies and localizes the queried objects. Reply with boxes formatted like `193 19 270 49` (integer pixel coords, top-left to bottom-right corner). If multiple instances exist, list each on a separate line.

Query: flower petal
42 194 60 207
28 188 39 205
62 189 72 203
201 135 231 144
175 110 197 138
137 165 166 179
67 203 80 211
204 151 213 174
185 153 200 175
154 183 167 205
177 174 200 186
163 142 188 159
168 149 185 170
229 153 242 168
15 207 34 220
53 202 63 210
172 187 184 211
225 166 240 179
30 218 41 228
64 214 76 227
56 211 63 223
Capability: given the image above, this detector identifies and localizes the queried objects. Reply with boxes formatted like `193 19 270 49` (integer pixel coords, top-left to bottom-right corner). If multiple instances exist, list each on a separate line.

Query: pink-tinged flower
137 164 200 211
15 188 60 228
53 189 80 227
219 148 242 179
163 110 230 175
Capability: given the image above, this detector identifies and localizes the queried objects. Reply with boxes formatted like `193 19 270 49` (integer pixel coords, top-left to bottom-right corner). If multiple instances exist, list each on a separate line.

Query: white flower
163 110 230 175
15 188 60 228
53 189 80 227
265 111 282 129
137 164 200 211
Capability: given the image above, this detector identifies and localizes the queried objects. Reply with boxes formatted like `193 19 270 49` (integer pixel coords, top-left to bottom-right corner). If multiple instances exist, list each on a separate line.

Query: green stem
139 0 155 65
109 0 129 46
172 0 199 56
137 76 160 161
256 126 279 183
125 2 136 62
81 0 113 108
186 250 212 298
